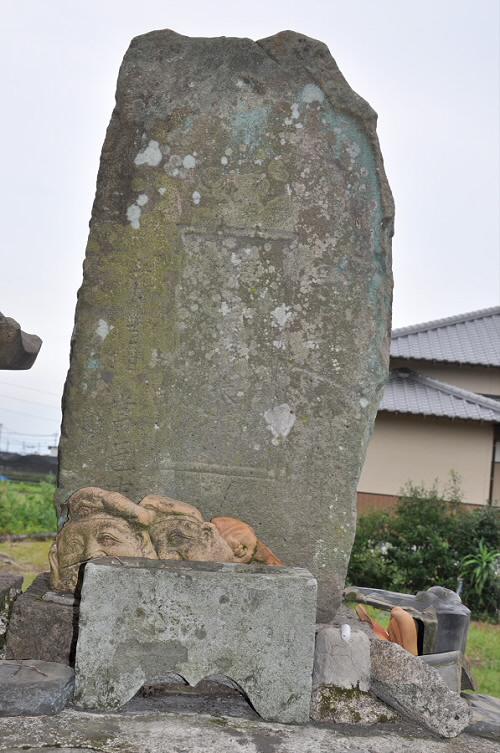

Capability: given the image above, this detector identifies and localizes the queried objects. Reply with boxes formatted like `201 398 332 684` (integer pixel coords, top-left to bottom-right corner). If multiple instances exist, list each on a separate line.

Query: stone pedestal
74 558 317 723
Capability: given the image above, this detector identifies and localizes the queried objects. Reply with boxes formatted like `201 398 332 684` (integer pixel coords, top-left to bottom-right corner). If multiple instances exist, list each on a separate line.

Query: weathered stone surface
57 29 394 619
0 312 42 370
5 574 77 665
0 573 23 658
0 660 74 716
464 694 500 741
0 709 496 752
311 685 398 724
313 624 371 691
370 639 471 738
74 558 317 723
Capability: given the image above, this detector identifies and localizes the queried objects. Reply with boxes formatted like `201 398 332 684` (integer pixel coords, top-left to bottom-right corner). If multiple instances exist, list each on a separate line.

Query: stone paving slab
0 709 498 753
0 660 74 716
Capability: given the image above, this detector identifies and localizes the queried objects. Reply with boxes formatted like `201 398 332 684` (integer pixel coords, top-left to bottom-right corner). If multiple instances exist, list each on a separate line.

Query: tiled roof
391 306 500 366
380 369 500 423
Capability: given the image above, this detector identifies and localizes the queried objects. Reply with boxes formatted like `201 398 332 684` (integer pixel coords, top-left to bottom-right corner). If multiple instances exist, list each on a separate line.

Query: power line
0 393 59 409
0 381 60 397
0 406 59 422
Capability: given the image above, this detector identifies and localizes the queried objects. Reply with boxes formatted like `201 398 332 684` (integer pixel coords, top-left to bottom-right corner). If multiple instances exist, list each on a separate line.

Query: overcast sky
1 0 498 453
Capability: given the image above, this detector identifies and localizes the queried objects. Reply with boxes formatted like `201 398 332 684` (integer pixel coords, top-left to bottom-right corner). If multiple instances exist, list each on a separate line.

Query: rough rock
464 693 500 741
370 639 471 738
311 685 398 724
56 29 394 620
313 624 371 691
0 573 23 658
74 558 317 723
0 660 74 716
0 312 42 370
5 573 78 665
0 708 496 752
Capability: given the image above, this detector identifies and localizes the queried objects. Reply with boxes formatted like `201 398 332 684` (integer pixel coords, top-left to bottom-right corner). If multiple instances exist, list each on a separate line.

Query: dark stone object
0 574 23 656
0 312 42 370
464 693 500 741
345 585 471 656
0 660 74 716
5 573 78 666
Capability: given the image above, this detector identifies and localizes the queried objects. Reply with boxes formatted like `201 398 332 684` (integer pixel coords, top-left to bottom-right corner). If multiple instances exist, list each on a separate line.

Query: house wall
358 413 495 505
390 359 500 397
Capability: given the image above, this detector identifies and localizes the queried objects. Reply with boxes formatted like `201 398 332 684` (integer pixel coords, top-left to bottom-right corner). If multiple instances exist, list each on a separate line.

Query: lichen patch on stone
134 139 162 167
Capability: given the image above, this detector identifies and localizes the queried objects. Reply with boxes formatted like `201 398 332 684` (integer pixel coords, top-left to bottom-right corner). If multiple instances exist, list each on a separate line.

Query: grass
356 605 500 698
0 539 53 589
0 480 57 535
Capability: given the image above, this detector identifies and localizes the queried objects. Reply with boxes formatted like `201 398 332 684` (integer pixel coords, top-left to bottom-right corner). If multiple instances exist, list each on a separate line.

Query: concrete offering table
74 558 317 723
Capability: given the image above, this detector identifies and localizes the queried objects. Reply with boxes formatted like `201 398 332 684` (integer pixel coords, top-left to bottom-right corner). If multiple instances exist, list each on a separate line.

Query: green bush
0 480 57 535
347 480 500 621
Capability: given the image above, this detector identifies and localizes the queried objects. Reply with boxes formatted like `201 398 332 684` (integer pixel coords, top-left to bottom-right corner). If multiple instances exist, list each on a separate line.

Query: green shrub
0 480 57 535
347 480 500 621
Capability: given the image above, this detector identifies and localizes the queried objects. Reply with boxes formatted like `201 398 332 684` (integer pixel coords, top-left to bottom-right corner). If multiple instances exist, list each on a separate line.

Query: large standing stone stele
58 29 394 620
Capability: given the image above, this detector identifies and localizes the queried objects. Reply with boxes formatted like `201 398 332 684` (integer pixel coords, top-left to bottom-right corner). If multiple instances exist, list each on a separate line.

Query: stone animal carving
49 487 282 592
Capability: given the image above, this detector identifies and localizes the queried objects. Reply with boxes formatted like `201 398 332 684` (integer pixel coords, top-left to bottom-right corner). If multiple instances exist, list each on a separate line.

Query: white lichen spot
126 203 142 229
192 191 201 205
220 302 230 316
291 103 300 120
359 397 369 408
225 147 233 156
295 123 304 129
237 391 244 397
340 624 352 642
273 339 285 350
221 156 228 165
301 83 325 103
271 303 293 328
264 404 296 445
183 154 196 169
136 193 149 207
231 252 241 266
134 139 162 167
96 319 113 341
154 423 160 431
236 79 244 88
158 187 166 195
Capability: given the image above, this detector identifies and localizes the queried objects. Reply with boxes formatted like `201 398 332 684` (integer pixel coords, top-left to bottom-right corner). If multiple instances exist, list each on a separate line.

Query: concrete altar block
74 558 317 723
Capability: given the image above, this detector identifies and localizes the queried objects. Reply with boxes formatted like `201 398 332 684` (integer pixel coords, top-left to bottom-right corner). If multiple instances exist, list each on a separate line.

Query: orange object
388 607 419 656
355 605 389 641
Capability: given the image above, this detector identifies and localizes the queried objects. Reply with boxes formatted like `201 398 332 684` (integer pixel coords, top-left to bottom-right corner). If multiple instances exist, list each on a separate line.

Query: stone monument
57 30 394 619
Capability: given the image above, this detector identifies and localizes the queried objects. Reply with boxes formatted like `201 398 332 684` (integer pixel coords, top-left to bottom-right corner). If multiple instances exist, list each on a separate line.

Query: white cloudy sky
0 0 498 453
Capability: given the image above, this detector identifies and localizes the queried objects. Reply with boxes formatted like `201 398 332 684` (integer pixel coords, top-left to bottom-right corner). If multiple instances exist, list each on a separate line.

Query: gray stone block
313 624 370 691
370 639 471 738
420 651 462 693
0 574 23 657
5 573 77 665
74 558 317 723
0 660 74 716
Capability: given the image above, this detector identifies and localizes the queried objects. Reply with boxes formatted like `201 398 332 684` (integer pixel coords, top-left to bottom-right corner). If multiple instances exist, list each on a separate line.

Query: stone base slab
0 709 496 753
75 559 317 723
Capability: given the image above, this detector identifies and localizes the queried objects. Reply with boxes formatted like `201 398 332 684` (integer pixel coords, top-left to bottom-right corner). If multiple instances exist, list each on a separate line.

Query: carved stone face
49 487 157 593
139 495 234 563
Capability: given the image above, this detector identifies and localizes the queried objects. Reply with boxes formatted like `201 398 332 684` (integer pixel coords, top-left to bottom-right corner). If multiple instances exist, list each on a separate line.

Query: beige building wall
358 413 494 505
390 359 500 397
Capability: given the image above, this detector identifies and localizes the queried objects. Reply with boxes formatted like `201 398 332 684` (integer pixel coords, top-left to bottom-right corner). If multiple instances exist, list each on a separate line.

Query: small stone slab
313 624 370 691
0 660 74 716
370 639 471 738
5 573 77 665
464 693 500 740
74 558 317 723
